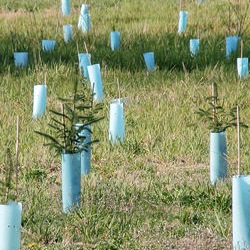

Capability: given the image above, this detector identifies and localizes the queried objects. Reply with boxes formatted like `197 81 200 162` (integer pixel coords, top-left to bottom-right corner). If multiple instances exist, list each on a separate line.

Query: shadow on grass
0 30 248 74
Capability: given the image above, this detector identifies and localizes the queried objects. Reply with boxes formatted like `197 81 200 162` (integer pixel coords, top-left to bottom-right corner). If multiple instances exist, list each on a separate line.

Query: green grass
1 0 250 249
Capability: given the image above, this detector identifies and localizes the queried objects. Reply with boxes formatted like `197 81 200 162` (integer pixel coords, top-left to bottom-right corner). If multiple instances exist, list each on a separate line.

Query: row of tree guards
2 0 250 249
178 1 249 79
13 7 249 79
13 37 249 79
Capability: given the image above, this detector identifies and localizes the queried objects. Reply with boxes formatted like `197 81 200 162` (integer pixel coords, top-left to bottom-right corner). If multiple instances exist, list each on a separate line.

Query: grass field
1 0 250 249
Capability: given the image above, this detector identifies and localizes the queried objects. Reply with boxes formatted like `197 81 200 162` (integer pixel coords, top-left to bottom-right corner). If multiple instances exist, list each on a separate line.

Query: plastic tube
110 31 120 51
232 175 250 249
226 36 239 58
42 40 56 51
87 64 104 102
13 52 28 67
78 53 91 79
210 131 227 185
237 58 248 79
62 153 81 213
63 24 73 43
190 39 200 56
143 52 155 72
109 100 125 144
0 201 22 250
32 84 47 119
61 0 70 15
178 11 188 34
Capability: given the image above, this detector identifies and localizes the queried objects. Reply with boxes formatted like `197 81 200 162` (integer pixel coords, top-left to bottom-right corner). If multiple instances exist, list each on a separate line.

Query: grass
1 0 250 249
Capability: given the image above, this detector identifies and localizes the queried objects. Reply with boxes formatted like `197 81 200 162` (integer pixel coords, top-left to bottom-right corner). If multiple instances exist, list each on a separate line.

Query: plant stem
61 103 66 151
76 41 79 55
211 83 217 122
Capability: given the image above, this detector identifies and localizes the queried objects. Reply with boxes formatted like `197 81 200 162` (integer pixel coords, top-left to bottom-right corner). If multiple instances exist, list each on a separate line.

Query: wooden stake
240 40 243 58
117 78 121 101
238 0 241 36
211 83 215 122
5 148 13 202
54 8 61 40
237 106 241 176
76 41 82 76
182 61 187 75
84 41 91 65
207 62 219 82
15 115 20 197
196 0 200 39
84 41 89 54
44 65 47 85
